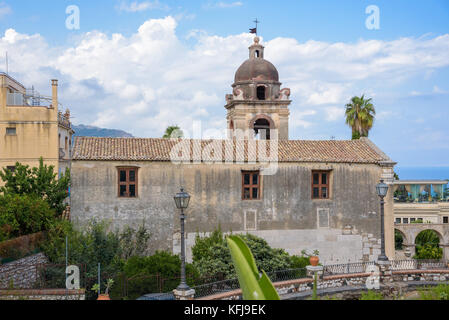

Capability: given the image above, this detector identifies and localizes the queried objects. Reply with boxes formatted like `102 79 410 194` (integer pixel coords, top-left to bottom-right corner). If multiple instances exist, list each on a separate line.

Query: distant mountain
73 124 134 138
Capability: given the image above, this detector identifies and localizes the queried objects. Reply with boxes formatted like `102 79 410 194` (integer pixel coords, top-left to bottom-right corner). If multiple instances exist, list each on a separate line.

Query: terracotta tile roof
72 136 393 164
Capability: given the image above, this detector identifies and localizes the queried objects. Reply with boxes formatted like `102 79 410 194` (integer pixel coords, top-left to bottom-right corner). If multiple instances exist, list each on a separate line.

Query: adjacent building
393 180 449 224
71 37 397 264
0 73 74 180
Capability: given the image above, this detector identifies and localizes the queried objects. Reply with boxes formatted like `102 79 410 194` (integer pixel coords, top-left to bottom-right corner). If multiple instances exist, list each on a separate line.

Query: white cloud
1 17 449 139
117 0 169 12
324 107 345 122
214 2 243 8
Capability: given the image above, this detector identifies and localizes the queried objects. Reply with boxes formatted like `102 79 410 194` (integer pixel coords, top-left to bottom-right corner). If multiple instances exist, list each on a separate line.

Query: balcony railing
58 112 72 129
6 91 51 107
394 195 449 203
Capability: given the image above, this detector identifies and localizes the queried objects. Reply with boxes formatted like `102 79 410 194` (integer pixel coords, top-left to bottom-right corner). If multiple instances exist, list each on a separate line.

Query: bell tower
225 36 291 140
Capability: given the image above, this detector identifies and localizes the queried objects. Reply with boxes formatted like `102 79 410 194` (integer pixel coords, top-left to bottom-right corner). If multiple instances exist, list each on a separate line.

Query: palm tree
162 125 184 139
345 95 376 139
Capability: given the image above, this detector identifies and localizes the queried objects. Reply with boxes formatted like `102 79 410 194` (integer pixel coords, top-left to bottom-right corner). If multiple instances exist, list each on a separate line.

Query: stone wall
72 160 394 263
0 253 48 289
0 289 85 300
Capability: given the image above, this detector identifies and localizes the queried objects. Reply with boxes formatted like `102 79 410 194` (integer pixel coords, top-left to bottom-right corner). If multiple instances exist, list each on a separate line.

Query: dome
234 58 279 83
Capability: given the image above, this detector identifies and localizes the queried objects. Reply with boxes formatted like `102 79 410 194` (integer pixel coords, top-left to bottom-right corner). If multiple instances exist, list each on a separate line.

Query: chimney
51 79 58 110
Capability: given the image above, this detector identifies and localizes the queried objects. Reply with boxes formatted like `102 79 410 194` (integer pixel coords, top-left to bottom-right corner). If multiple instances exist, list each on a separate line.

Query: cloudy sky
0 0 448 168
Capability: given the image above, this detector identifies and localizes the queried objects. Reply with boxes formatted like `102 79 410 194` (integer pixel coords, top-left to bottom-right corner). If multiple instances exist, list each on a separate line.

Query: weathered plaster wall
71 160 394 262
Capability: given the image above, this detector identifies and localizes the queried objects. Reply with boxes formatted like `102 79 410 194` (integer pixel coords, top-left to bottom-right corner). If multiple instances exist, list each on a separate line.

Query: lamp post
376 180 389 262
174 187 191 291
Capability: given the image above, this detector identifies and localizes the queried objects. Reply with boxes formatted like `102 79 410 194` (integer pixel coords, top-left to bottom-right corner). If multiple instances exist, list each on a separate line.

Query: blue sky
0 0 448 169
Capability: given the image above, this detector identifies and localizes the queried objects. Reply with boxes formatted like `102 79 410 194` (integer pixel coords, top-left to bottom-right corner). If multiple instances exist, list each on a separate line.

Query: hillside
73 124 134 138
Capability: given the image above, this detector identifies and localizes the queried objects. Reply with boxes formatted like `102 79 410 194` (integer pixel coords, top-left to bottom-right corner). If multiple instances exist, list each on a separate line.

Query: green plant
162 125 183 139
345 95 376 139
226 235 280 300
413 244 443 260
395 230 404 250
92 279 114 295
192 229 292 279
419 284 449 300
312 272 318 300
413 230 442 259
289 255 310 269
360 290 383 300
40 219 126 299
109 250 199 300
0 158 70 216
119 223 151 260
0 193 56 241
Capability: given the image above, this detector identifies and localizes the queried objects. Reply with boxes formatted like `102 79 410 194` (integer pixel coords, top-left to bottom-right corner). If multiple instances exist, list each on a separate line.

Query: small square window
312 171 330 199
6 128 16 135
395 218 401 224
443 217 448 224
242 171 261 200
403 218 409 224
118 167 138 198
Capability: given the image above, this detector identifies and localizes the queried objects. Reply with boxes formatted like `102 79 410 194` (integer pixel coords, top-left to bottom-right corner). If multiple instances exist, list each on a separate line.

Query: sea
394 167 449 182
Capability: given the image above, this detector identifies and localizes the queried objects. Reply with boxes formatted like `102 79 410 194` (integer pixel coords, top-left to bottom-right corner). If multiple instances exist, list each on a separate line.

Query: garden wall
0 289 85 300
0 252 48 289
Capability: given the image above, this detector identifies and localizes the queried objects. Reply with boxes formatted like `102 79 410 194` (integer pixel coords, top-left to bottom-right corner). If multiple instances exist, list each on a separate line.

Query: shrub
0 158 70 216
0 194 56 241
413 244 443 260
40 220 123 299
40 219 153 300
192 229 292 279
419 284 449 300
110 251 199 300
360 290 383 300
0 232 44 262
289 254 311 269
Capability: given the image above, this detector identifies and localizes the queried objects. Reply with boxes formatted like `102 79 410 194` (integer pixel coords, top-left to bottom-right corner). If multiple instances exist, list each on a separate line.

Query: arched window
253 118 271 140
255 50 260 58
257 86 266 100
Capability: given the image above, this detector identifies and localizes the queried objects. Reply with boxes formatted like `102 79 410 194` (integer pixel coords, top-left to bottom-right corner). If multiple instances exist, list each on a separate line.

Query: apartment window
395 218 401 224
6 127 16 135
242 171 261 200
444 217 449 224
312 171 330 199
403 218 409 224
117 167 138 198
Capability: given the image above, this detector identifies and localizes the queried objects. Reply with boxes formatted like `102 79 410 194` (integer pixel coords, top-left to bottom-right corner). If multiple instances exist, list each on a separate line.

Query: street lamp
376 180 389 262
174 187 191 291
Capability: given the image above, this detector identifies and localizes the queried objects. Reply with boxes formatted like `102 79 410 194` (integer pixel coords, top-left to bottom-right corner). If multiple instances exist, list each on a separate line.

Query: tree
0 158 70 216
414 230 442 260
191 229 292 279
163 125 184 139
0 194 56 241
345 95 376 139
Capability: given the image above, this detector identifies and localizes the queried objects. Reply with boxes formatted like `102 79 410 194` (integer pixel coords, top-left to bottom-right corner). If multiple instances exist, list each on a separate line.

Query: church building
71 37 396 264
